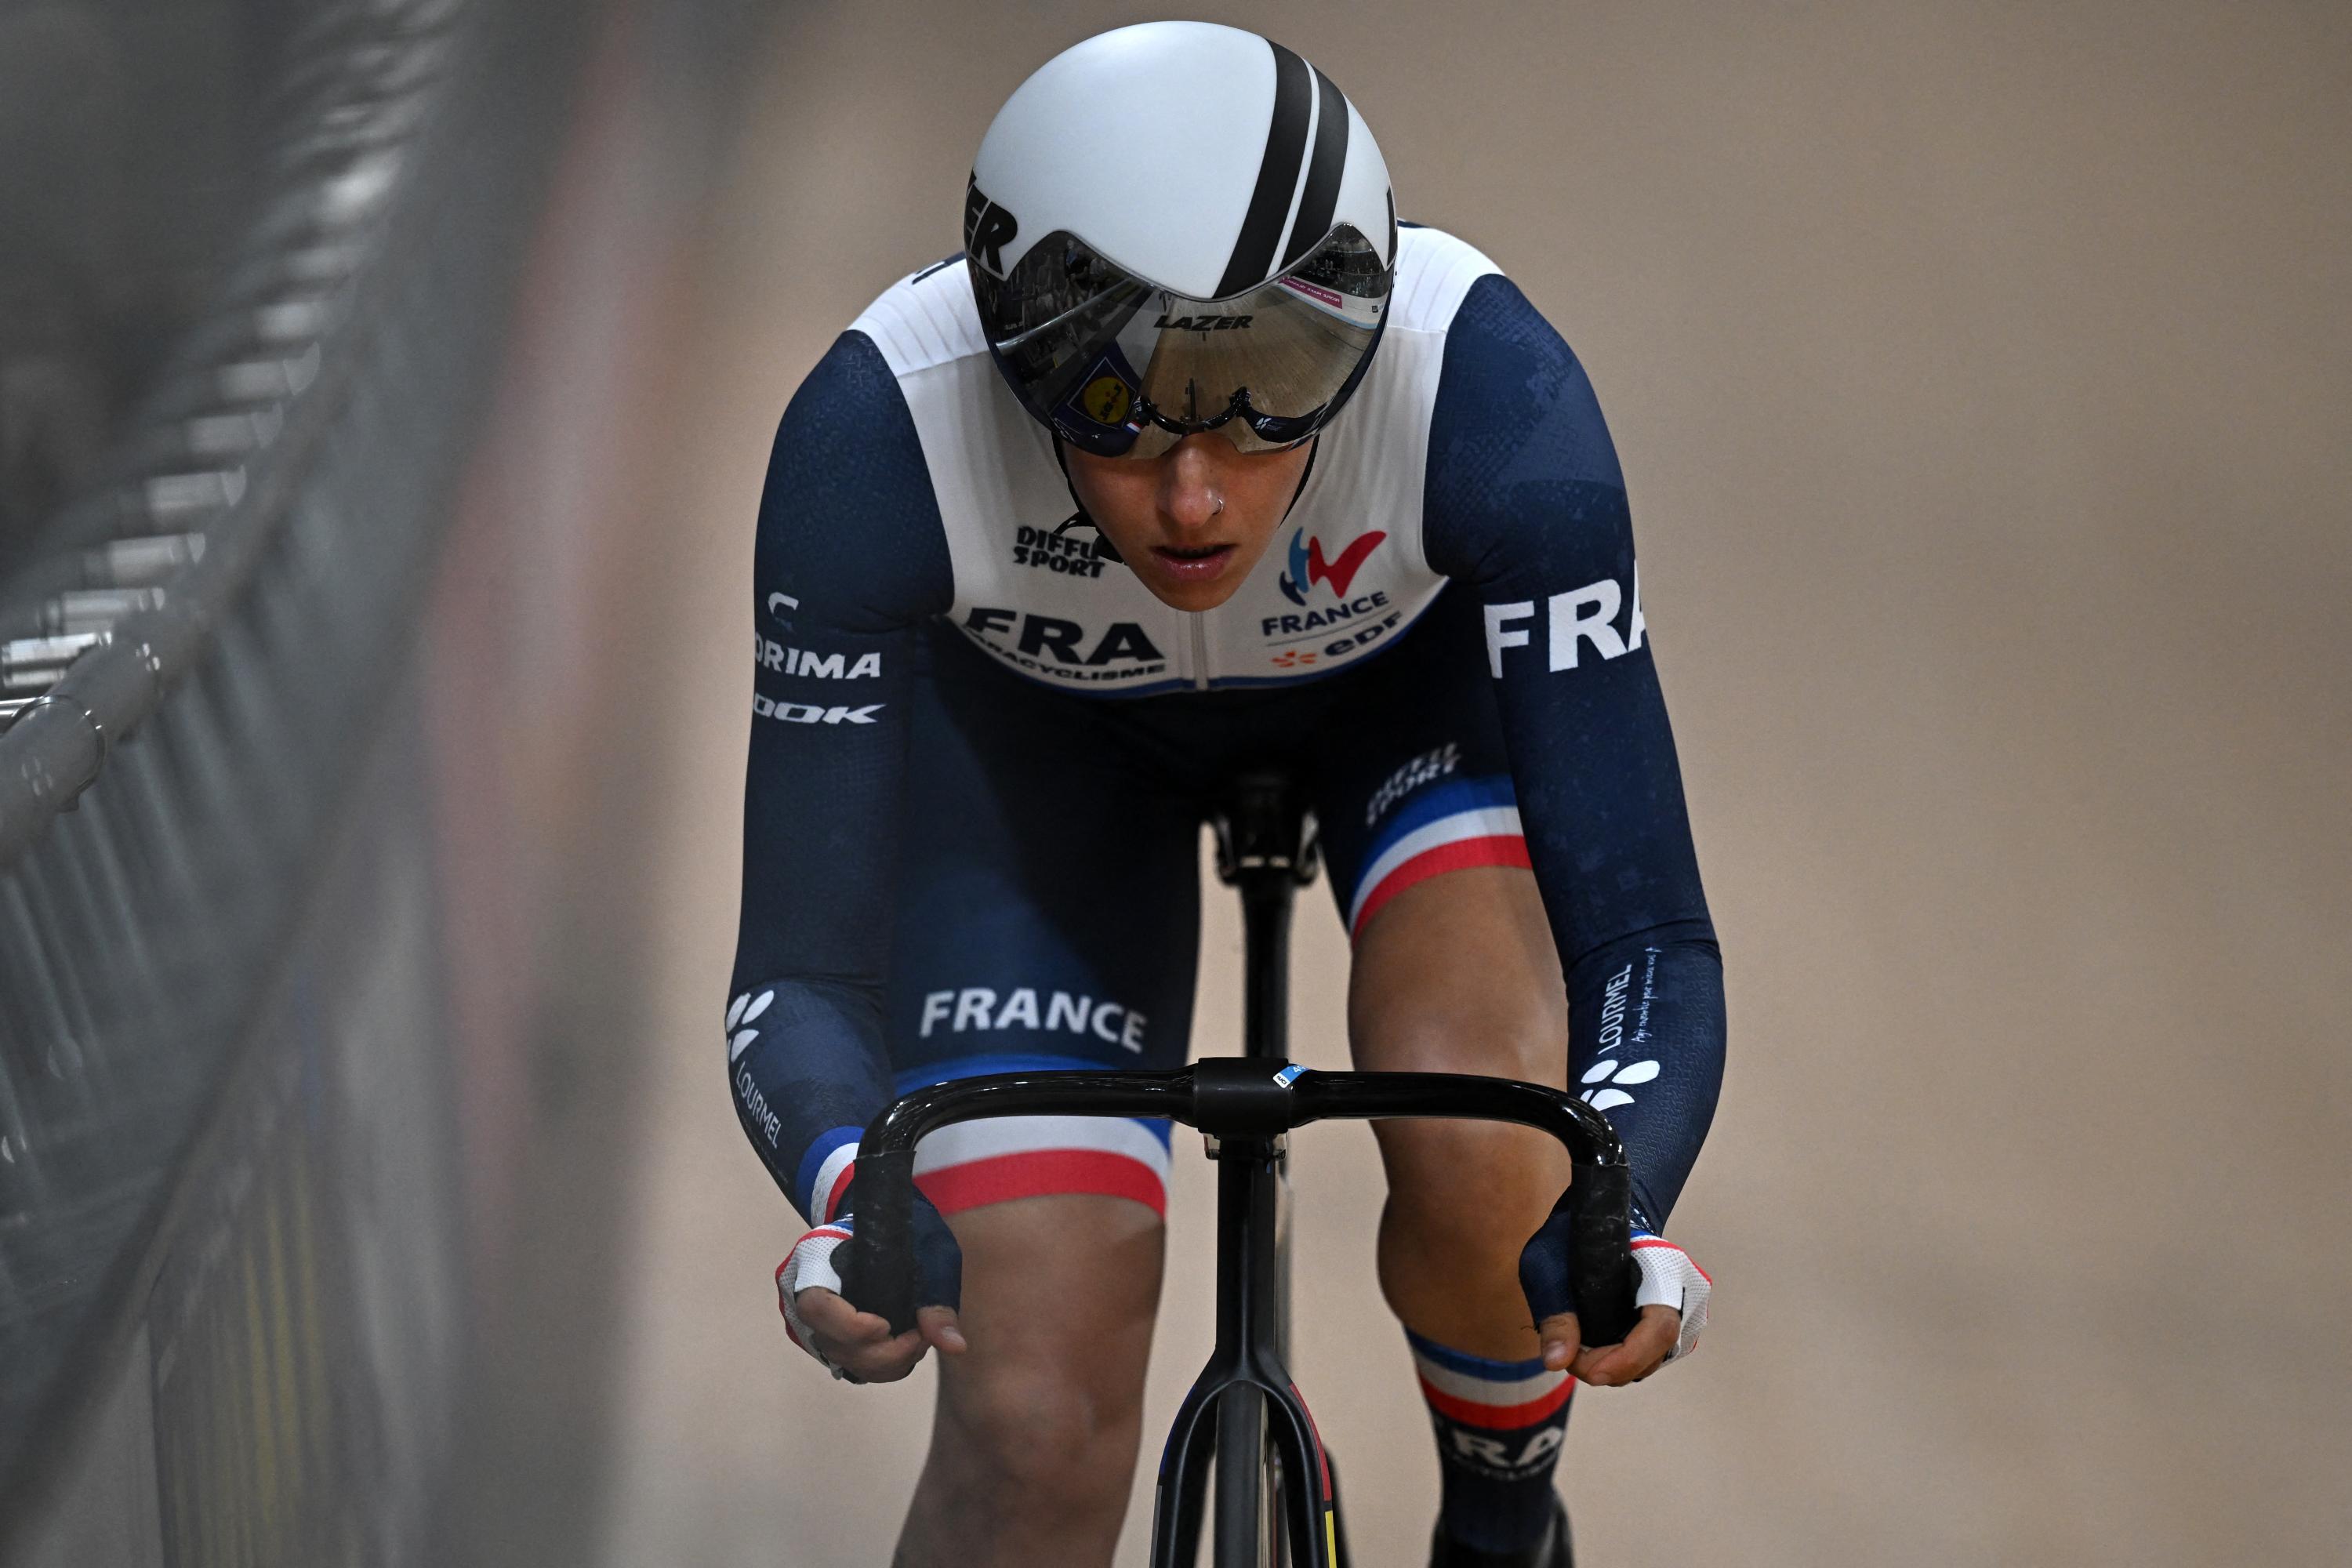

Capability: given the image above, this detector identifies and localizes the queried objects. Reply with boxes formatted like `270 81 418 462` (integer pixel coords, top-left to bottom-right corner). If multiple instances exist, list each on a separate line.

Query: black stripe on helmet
1214 41 1313 299
1280 66 1351 271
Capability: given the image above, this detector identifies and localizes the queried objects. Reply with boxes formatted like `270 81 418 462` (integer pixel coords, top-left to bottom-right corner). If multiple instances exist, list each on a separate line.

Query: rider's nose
1159 437 1227 532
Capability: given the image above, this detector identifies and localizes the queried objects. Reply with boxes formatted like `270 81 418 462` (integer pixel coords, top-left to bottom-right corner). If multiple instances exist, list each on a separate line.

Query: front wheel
1212 1385 1283 1566
1210 1388 1348 1566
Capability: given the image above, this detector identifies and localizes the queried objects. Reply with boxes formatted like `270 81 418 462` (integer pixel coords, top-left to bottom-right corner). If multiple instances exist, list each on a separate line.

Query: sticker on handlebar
1273 1064 1307 1087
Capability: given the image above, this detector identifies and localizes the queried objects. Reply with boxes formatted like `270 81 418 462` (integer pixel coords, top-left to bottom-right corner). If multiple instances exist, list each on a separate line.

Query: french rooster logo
1277 528 1387 606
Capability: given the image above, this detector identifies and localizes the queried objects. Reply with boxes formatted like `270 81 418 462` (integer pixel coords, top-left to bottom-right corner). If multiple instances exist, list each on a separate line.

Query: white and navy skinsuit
728 227 1725 1300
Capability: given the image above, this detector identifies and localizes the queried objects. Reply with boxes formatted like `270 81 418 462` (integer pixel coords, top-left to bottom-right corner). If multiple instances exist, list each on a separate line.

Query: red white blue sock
1407 1329 1574 1553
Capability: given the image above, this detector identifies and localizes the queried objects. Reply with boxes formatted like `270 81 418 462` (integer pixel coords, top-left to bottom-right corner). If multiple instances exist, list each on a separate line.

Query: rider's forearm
1414 272 1726 1234
732 328 953 1224
1563 923 1724 1231
725 974 895 1221
730 617 917 1221
1444 455 1725 1228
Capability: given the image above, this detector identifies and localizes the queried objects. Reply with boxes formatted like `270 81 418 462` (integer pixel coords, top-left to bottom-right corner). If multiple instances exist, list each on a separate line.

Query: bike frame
840 777 1639 1566
1190 772 1320 1566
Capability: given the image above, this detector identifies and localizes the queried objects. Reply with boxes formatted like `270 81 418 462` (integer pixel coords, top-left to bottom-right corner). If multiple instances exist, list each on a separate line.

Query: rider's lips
1148 543 1237 584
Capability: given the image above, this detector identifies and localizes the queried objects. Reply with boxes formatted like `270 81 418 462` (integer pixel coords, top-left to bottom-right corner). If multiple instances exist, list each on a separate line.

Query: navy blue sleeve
1423 274 1726 1232
728 330 953 1222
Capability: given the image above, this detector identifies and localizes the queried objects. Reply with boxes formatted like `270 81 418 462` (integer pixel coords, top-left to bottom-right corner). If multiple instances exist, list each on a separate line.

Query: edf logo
1483 568 1646 677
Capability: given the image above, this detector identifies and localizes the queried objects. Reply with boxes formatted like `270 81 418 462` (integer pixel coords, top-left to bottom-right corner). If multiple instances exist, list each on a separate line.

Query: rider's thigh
928 1192 1166 1492
1348 866 1572 1219
1348 863 1566 1080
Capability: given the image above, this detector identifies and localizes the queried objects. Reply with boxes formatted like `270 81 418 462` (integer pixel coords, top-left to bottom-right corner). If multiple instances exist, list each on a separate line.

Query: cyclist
731 23 1722 1567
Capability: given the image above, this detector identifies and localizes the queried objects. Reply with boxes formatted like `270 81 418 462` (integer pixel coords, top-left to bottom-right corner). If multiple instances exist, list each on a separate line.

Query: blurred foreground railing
0 0 615 1555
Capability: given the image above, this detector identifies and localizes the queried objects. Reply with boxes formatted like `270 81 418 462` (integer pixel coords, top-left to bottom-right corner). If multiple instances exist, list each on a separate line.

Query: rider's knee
1377 1115 1566 1252
939 1360 1138 1507
1355 999 1570 1258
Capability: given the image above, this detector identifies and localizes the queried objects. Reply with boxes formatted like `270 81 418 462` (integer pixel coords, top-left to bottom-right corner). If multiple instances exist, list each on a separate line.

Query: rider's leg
877 630 1204 1563
1349 863 1579 1559
1351 864 1570 1348
895 1194 1165 1568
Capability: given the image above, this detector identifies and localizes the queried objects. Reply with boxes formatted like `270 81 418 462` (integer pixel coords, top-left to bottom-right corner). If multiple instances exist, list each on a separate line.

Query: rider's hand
777 1182 966 1382
789 1279 965 1382
1524 1228 1711 1386
1546 1302 1678 1385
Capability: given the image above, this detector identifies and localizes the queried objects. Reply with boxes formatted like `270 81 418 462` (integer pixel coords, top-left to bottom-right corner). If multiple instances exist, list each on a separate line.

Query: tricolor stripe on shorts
1407 1330 1574 1428
909 1112 1171 1216
793 1058 1176 1223
1346 775 1529 938
792 1053 1177 1224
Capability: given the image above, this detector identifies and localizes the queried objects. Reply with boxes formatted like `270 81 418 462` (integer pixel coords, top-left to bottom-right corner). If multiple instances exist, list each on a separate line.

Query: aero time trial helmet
965 22 1397 459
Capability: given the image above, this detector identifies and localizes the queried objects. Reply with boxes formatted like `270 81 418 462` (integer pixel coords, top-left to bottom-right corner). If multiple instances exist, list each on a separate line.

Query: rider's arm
1421 274 1727 1239
729 328 952 1226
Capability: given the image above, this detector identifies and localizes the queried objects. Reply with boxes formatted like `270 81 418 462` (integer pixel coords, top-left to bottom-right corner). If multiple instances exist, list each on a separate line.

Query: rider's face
1062 434 1314 612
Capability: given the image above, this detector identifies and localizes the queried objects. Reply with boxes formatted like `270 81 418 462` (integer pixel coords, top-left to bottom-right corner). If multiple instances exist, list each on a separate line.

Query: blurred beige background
457 3 2351 1563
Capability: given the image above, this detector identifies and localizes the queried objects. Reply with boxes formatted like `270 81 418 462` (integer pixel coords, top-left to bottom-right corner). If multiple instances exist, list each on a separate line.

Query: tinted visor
972 224 1390 458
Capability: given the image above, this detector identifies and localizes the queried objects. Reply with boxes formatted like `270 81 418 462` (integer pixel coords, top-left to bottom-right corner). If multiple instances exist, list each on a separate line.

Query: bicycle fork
1150 1126 1338 1567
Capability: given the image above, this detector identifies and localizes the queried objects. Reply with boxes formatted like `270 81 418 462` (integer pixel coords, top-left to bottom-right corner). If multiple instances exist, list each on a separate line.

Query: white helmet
966 22 1397 458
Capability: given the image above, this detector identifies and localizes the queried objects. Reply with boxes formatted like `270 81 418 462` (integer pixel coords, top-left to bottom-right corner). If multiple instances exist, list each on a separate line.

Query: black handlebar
833 1062 1643 1347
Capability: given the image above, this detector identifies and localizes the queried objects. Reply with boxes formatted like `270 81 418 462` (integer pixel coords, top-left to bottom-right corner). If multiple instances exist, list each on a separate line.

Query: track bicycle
840 774 1639 1566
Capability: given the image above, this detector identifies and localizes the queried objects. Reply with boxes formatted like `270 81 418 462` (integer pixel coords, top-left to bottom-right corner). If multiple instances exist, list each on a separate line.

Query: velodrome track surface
450 5 2350 1563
